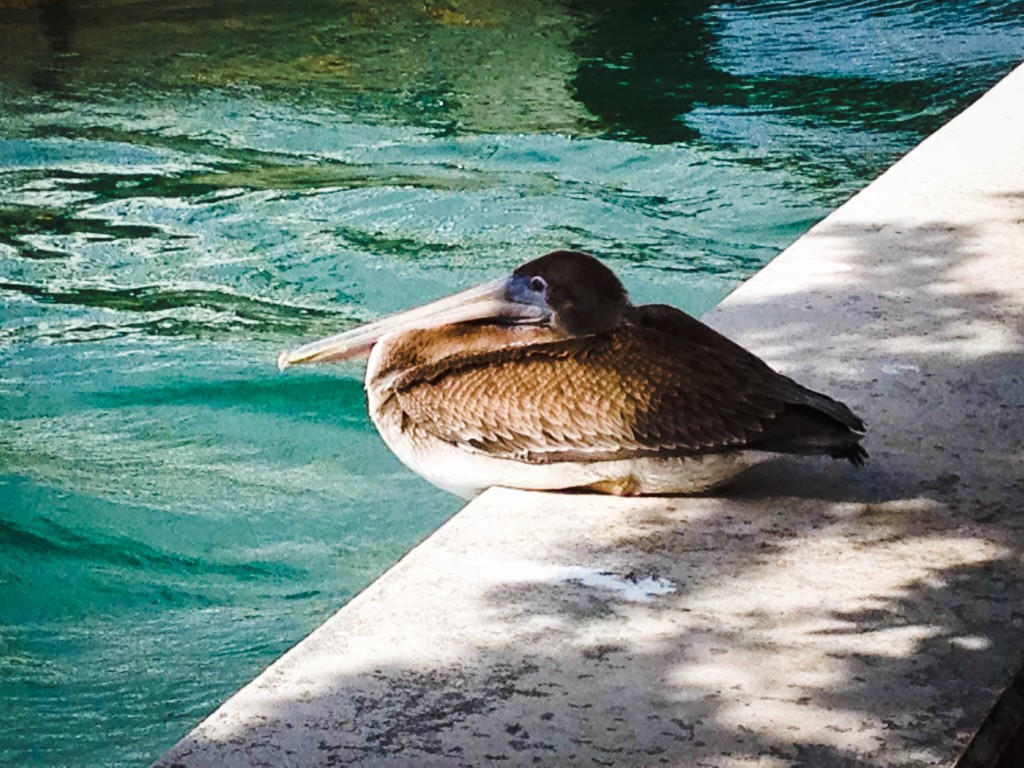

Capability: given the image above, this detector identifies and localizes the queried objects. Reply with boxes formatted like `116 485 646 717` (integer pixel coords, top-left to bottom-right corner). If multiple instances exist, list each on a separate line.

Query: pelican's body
279 251 866 498
363 323 772 498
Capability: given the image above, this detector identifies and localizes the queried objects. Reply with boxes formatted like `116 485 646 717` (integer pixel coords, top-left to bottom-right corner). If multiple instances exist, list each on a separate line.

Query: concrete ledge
156 64 1024 767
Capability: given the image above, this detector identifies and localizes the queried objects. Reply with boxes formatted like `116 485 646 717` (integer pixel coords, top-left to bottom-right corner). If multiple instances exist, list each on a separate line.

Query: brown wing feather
390 313 817 464
637 304 865 433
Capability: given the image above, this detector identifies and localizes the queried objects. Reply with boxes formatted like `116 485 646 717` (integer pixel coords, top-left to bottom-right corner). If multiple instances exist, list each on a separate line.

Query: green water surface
1 1 1021 764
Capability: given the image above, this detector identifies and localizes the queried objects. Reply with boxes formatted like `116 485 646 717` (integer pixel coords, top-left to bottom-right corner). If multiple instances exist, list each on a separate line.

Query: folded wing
391 305 865 465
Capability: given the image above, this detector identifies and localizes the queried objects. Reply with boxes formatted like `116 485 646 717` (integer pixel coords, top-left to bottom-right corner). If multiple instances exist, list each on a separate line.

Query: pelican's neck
365 323 563 399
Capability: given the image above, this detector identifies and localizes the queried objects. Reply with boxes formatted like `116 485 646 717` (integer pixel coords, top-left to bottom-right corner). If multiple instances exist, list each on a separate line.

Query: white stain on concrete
486 559 677 603
880 362 921 375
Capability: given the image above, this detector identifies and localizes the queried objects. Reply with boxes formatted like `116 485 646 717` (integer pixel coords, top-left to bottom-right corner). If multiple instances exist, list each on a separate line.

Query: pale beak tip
276 350 294 372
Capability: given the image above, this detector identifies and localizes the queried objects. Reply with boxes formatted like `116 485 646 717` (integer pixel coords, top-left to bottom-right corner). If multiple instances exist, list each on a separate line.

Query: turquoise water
1 1 1020 764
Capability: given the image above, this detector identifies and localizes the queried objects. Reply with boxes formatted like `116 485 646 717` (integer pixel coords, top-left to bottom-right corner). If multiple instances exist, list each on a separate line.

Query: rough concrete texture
155 64 1024 767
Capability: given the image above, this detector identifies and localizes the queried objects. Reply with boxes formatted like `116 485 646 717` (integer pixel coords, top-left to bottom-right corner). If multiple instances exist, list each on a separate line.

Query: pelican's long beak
277 276 549 370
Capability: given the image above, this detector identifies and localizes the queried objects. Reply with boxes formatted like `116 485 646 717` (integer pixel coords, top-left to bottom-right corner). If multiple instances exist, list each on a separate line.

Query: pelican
278 250 866 498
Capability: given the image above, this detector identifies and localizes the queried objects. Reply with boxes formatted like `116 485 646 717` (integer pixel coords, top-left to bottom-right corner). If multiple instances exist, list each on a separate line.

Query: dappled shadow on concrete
155 210 1024 767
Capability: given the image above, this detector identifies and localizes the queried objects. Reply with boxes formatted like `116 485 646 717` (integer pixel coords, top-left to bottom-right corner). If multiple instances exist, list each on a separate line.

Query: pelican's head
277 250 631 370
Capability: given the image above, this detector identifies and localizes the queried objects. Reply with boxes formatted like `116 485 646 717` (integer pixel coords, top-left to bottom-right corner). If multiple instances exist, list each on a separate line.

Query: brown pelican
278 250 866 498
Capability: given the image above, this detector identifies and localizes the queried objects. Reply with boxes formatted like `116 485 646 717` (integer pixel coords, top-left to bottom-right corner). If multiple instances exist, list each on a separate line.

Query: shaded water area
0 0 1020 764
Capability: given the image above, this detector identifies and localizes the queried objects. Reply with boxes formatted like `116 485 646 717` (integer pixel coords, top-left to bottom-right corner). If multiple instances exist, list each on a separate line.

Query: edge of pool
154 62 1024 768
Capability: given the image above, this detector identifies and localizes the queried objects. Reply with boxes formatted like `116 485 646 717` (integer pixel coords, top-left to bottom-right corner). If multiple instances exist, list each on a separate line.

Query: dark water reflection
0 1 1020 765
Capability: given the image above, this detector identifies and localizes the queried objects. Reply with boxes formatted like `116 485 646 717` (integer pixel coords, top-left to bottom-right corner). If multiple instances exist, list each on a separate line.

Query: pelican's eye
529 276 547 293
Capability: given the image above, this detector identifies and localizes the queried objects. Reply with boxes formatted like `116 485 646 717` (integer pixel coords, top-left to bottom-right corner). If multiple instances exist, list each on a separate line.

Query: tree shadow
155 212 1024 767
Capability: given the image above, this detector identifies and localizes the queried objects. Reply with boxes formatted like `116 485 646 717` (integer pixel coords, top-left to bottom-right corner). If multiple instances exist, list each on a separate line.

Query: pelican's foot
584 476 641 496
